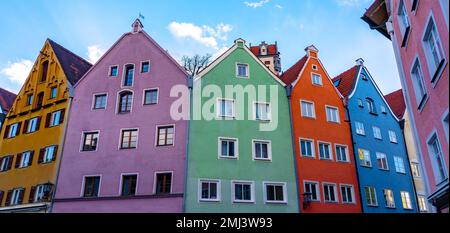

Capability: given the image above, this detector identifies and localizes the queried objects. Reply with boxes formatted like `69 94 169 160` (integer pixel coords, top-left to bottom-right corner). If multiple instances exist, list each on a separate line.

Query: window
359 149 372 167
373 126 382 140
418 195 428 212
255 102 270 121
232 181 254 202
411 0 419 11
156 173 172 194
423 17 445 81
110 66 118 77
318 142 332 160
36 92 44 108
123 64 134 86
93 94 107 109
120 129 138 149
218 99 234 118
411 162 421 177
41 146 57 163
400 191 413 209
312 73 322 85
264 183 286 203
10 188 24 206
355 122 365 135
0 156 12 172
219 137 237 158
367 98 377 114
398 0 411 45
357 99 364 108
376 152 389 170
49 87 57 99
118 91 133 113
304 181 320 201
40 61 49 82
312 65 318 71
144 89 158 105
199 180 220 201
323 184 337 203
121 174 137 196
361 73 368 81
300 139 314 158
48 110 63 127
365 186 378 206
141 61 150 73
300 101 315 118
411 59 427 108
389 130 398 143
26 95 33 106
326 106 340 123
82 132 99 151
83 176 100 197
394 156 406 174
7 123 20 138
18 151 32 168
427 135 447 183
341 185 354 204
336 145 349 162
253 140 271 161
33 184 52 202
381 105 387 114
443 113 449 142
236 64 249 77
384 189 396 208
157 126 174 146
26 117 40 133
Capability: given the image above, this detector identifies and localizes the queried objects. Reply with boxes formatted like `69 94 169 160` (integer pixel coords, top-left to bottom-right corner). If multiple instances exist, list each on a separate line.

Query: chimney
305 45 319 58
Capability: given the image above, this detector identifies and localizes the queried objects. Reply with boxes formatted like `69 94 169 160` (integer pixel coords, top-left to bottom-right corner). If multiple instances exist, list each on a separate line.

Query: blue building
333 59 418 213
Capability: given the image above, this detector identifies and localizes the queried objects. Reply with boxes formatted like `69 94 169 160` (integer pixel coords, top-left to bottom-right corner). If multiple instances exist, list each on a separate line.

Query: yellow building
0 39 91 212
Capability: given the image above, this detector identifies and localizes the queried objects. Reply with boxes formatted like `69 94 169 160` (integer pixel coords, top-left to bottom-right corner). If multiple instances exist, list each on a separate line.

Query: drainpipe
182 75 193 213
285 85 302 213
48 86 74 213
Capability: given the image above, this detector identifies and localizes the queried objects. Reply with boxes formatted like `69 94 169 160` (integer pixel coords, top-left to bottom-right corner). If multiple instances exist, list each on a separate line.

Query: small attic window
361 73 368 81
381 105 387 114
312 65 318 71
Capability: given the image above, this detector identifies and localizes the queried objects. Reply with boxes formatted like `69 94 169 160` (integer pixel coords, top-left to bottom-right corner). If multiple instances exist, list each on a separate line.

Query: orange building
0 39 91 212
281 45 361 213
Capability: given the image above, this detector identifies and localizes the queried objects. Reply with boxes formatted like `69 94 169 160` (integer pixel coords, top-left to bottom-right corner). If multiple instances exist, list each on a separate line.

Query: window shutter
52 145 59 161
45 113 51 128
7 156 13 170
22 120 29 134
59 109 65 125
16 121 22 136
29 186 36 203
38 148 45 164
28 150 34 166
3 125 10 138
18 188 25 204
5 190 12 206
36 117 41 131
0 191 4 206
14 153 22 168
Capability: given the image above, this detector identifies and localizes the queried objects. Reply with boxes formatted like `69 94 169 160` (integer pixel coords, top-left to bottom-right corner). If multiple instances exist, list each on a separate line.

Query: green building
184 39 299 213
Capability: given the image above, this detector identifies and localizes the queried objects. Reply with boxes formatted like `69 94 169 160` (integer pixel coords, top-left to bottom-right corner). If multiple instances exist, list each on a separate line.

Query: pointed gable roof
332 65 359 97
280 56 307 86
47 39 92 86
0 87 16 113
384 89 406 119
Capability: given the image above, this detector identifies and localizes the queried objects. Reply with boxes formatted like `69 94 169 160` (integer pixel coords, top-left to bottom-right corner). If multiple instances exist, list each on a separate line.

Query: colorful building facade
333 60 417 213
363 0 449 212
52 20 189 213
250 41 282 75
0 39 92 212
281 46 361 213
185 39 299 213
385 89 430 213
0 88 16 130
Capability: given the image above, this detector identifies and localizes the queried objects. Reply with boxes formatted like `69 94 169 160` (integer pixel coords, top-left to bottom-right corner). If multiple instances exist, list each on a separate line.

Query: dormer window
123 64 134 86
40 61 49 82
361 73 368 81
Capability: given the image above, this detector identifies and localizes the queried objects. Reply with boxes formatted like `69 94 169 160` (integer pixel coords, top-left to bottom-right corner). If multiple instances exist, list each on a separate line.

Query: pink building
363 0 449 212
52 19 189 212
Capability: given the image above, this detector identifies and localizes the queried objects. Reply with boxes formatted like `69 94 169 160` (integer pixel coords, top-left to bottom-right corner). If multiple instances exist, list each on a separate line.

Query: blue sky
0 0 401 95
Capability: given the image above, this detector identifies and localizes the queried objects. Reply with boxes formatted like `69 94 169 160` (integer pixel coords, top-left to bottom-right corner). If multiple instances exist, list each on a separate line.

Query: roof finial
356 58 365 66
132 16 144 33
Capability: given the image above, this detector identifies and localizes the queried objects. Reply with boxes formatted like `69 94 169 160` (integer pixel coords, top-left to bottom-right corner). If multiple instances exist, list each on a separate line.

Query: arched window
118 91 133 113
36 92 44 108
40 61 49 82
366 98 376 114
123 64 134 87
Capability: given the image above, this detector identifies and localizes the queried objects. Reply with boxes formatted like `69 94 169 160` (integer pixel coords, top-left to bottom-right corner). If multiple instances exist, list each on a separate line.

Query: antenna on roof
139 13 145 20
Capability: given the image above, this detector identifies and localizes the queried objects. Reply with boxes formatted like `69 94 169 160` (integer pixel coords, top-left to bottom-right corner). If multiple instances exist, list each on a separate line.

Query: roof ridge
282 55 307 76
332 65 358 81
47 38 92 66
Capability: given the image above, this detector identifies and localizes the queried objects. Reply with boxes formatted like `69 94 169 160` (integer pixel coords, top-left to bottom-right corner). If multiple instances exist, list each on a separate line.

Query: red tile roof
250 44 278 56
384 89 406 119
48 39 92 86
0 87 16 113
280 56 307 86
332 65 359 97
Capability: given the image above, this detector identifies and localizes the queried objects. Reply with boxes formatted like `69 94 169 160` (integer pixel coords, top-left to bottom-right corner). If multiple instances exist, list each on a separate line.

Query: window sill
417 94 429 112
254 158 272 162
219 156 238 160
431 59 447 87
369 112 379 116
265 201 287 204
199 199 221 203
119 147 137 150
232 200 255 204
156 144 174 147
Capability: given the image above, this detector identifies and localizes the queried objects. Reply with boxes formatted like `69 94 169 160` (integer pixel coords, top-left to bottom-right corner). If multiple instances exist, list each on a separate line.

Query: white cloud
212 46 230 60
244 0 270 8
1 60 33 85
335 0 370 6
168 22 233 50
275 4 283 9
87 45 105 64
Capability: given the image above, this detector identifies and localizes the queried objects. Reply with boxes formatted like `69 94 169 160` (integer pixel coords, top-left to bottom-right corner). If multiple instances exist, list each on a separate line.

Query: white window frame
388 130 398 143
384 189 396 208
49 110 62 127
318 141 333 161
253 101 271 121
140 60 150 73
325 105 340 123
335 144 350 162
119 172 139 196
121 63 135 88
81 175 102 197
252 139 272 161
27 117 39 133
426 132 448 184
263 182 287 204
376 152 389 171
236 63 250 78
359 148 372 167
143 88 159 105
19 151 31 168
418 195 428 212
299 138 315 158
322 183 338 203
218 137 239 159
304 180 320 202
155 124 175 147
372 126 382 140
300 100 316 119
119 128 139 150
411 162 421 177
231 180 255 203
311 73 323 86
10 188 23 205
365 186 378 207
92 93 108 110
400 191 413 210
410 57 428 110
198 179 221 202
8 123 19 138
217 98 235 118
109 65 119 77
43 145 56 163
80 130 100 152
355 121 365 136
153 171 173 194
394 156 406 174
422 13 447 84
398 0 411 45
340 184 355 204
